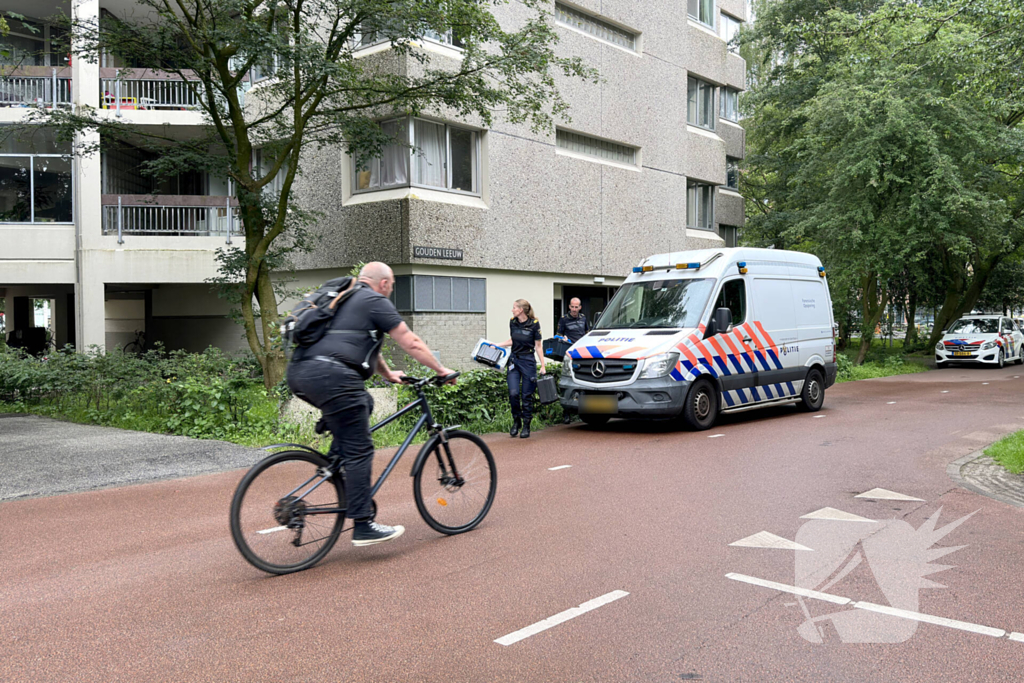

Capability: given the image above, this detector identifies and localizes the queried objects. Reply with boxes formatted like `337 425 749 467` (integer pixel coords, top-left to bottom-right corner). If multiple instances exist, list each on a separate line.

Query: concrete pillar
52 293 70 349
77 278 105 352
72 0 100 110
2 290 13 339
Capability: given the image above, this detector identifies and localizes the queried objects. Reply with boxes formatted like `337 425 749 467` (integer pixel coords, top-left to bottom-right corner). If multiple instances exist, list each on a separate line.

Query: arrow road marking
855 488 924 501
729 531 812 551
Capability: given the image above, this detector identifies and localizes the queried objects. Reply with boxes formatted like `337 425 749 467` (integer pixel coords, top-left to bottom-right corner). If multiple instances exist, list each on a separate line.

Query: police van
558 248 838 429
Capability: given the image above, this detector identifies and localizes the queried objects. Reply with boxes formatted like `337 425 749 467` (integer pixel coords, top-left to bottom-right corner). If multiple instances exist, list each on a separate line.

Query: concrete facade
2 0 746 364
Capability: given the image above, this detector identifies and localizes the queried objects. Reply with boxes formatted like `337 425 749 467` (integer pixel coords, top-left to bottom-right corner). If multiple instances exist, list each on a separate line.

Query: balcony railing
99 68 203 113
0 68 72 108
101 195 242 243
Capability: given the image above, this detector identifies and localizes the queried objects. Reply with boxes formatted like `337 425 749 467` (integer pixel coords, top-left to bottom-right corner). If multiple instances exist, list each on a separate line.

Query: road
2 366 1023 682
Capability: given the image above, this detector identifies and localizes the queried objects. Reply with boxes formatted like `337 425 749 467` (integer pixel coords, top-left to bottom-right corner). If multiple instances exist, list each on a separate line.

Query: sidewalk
0 415 262 502
949 449 1024 508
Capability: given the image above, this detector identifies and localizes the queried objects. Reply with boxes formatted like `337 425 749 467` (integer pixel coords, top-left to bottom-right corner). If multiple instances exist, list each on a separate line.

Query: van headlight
982 340 997 350
640 352 679 379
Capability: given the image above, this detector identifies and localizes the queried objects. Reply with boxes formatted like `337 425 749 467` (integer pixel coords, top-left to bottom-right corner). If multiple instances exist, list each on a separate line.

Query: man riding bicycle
287 262 456 546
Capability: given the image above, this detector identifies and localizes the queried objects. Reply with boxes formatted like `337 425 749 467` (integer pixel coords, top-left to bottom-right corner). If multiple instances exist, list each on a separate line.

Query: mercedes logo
591 360 606 378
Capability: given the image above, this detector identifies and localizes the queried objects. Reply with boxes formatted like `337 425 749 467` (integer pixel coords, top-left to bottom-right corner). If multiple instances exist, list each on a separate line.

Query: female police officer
499 299 546 439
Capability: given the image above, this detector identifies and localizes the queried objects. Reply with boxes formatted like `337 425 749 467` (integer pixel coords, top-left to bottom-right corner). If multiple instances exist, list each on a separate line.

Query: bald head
358 261 395 297
569 297 582 315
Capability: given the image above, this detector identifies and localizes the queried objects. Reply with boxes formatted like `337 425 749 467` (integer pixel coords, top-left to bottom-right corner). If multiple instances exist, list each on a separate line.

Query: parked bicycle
229 372 497 574
123 330 146 354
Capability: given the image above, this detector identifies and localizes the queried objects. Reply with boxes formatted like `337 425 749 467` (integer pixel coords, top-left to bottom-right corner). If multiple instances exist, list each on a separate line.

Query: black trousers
507 355 537 422
287 360 376 521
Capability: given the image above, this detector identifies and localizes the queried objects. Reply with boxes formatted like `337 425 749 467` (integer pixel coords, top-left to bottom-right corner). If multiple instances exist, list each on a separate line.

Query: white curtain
381 120 408 187
413 120 446 188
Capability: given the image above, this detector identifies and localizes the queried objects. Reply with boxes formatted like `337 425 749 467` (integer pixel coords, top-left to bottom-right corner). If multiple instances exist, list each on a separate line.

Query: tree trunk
855 273 889 365
925 254 1002 348
904 289 918 347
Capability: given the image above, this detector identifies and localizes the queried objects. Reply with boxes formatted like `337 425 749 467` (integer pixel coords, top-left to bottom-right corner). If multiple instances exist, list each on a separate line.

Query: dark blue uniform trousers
287 360 376 521
507 355 537 422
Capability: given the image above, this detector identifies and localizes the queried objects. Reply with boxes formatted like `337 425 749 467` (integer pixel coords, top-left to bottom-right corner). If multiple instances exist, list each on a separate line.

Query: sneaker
562 414 573 424
352 520 406 546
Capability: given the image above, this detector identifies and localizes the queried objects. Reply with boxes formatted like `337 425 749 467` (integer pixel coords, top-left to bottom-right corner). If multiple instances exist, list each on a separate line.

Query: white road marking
855 488 924 502
853 602 1005 638
727 574 1021 640
729 531 812 551
814 415 826 418
708 434 725 438
941 391 950 393
887 401 897 405
494 590 629 646
983 383 990 385
725 573 849 605
256 526 288 535
548 465 572 471
800 507 876 523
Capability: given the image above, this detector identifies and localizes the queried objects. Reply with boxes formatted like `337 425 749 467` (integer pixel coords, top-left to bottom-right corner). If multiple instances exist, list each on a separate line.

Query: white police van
558 248 838 429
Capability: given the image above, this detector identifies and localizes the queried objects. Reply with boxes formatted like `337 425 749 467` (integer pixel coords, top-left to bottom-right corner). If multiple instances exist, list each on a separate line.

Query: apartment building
1 0 747 365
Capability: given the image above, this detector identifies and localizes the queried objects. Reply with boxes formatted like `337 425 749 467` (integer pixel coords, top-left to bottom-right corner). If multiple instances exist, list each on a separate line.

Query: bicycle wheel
413 430 496 535
230 450 346 574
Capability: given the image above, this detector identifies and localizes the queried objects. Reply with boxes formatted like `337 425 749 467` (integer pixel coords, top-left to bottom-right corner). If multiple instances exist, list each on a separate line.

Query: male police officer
556 297 591 423
287 262 456 546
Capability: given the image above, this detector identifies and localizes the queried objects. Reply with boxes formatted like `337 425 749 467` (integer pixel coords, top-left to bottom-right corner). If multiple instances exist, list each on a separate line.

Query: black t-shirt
510 317 542 357
557 313 590 343
304 285 404 374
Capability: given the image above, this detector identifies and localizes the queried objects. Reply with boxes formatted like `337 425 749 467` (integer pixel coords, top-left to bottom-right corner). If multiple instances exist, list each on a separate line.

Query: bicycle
229 372 497 575
123 330 146 354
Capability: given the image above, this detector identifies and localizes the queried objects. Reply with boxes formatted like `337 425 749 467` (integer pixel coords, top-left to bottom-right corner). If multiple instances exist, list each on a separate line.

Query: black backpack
280 276 360 359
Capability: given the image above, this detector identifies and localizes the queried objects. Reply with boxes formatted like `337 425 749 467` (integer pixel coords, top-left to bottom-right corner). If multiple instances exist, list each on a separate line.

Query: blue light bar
738 262 746 268
817 266 825 272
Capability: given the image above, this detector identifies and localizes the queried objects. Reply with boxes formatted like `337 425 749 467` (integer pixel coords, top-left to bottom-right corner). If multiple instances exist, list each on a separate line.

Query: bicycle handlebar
399 372 460 388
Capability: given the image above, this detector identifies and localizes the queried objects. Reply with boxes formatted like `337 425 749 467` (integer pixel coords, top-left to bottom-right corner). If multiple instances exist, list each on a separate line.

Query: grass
835 338 931 383
984 431 1024 474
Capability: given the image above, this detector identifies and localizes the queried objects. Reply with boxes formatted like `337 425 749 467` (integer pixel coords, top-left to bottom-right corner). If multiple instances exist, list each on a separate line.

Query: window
726 157 739 190
719 225 739 247
254 149 290 195
555 3 637 52
687 77 716 131
714 279 746 326
687 180 714 230
0 128 73 223
393 275 486 312
352 23 465 50
721 87 740 122
0 16 66 67
688 0 715 29
720 13 742 53
599 278 716 329
556 129 637 166
947 318 999 334
353 117 479 196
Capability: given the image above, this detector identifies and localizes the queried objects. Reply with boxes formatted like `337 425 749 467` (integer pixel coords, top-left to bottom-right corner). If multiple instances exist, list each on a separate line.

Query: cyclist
287 262 456 547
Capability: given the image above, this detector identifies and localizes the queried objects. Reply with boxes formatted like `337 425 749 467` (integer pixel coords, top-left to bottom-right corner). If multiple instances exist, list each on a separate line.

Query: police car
935 315 1024 368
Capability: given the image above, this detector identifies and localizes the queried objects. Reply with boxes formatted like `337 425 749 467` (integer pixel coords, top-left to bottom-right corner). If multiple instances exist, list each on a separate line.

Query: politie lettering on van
558 248 839 430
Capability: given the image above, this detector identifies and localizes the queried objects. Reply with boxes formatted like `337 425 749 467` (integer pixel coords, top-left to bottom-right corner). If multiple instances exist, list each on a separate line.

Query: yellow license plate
581 394 617 414
953 351 972 357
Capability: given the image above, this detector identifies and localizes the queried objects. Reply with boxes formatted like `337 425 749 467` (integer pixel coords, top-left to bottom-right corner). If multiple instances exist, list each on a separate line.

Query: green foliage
985 430 1024 474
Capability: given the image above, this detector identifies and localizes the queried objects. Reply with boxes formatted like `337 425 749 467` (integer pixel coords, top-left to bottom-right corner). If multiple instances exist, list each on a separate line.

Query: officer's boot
519 418 532 439
510 418 521 437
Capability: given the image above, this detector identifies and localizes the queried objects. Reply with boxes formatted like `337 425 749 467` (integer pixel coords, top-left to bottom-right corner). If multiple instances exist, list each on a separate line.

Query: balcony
99 69 203 113
0 67 72 108
101 195 242 242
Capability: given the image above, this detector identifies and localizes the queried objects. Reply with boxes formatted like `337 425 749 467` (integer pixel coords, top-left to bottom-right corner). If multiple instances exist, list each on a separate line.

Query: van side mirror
711 307 733 336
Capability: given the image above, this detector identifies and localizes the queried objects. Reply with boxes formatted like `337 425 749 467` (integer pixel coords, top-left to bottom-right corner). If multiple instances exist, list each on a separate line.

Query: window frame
687 180 715 231
687 0 716 30
719 224 739 248
720 87 740 123
713 277 748 328
352 117 482 197
0 130 75 224
554 2 639 53
393 274 487 313
687 76 717 131
720 12 742 54
726 157 740 190
555 128 638 167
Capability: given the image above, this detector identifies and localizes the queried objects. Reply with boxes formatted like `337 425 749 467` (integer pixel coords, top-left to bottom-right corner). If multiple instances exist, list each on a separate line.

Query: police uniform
507 316 542 429
557 311 590 344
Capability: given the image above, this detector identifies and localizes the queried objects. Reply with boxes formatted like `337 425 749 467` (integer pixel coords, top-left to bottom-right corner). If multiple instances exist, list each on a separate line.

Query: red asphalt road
2 367 1024 682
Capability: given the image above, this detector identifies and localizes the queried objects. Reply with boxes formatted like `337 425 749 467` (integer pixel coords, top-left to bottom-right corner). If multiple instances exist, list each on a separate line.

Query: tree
32 0 596 388
742 0 1024 363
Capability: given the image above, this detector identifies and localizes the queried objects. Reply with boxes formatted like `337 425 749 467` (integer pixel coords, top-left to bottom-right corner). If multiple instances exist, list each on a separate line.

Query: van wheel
800 369 825 412
580 415 610 428
682 378 718 431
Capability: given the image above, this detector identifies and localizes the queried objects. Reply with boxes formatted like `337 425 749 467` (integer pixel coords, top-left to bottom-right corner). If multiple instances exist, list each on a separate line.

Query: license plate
580 394 617 414
953 351 973 357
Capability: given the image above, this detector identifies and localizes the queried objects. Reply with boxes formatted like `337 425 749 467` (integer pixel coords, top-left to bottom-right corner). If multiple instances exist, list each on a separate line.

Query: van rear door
790 278 833 367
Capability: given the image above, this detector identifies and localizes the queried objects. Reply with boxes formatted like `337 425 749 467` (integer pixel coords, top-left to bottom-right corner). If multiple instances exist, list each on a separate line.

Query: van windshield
597 278 714 329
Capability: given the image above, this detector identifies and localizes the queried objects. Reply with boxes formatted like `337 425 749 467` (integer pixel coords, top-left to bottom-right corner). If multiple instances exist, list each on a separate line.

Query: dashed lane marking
983 383 990 385
548 465 572 471
942 391 950 393
726 574 1020 640
257 526 288 535
855 488 924 502
887 401 897 405
814 415 826 418
708 434 725 438
729 531 812 551
800 507 876 523
494 590 630 646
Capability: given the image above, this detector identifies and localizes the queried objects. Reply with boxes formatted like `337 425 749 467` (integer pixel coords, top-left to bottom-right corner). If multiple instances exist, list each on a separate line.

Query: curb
947 449 1024 508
